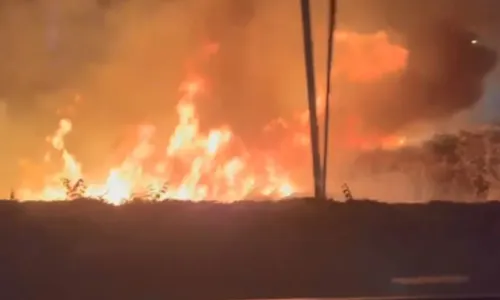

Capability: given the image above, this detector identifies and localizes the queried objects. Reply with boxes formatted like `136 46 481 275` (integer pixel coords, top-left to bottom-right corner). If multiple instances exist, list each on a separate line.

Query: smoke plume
342 21 496 133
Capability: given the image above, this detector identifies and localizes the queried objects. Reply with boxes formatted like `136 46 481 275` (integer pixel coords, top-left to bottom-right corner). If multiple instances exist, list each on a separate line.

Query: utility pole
300 0 324 200
322 0 337 198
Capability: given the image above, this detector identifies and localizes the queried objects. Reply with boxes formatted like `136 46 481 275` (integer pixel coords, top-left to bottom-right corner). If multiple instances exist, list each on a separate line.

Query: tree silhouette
354 126 500 200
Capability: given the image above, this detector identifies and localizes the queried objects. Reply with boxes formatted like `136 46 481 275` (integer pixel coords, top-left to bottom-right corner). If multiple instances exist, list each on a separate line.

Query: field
2 198 500 300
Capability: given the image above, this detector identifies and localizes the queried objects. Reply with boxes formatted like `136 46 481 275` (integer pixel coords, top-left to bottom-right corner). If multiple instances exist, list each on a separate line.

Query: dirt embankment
1 198 500 299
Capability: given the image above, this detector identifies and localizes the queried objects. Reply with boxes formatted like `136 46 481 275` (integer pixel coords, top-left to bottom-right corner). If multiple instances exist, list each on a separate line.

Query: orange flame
18 76 296 204
16 30 411 203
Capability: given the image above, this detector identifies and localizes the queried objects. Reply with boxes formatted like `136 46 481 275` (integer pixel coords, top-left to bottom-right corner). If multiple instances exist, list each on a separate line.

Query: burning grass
13 30 414 205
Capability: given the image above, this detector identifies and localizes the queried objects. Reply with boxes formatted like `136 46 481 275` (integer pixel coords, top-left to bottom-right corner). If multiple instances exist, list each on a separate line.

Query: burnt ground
1 198 500 300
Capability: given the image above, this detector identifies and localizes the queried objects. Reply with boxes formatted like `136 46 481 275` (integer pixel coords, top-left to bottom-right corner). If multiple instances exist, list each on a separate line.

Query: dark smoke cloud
173 0 500 134
331 0 500 200
333 0 499 133
337 0 500 37
3 0 495 134
342 20 497 133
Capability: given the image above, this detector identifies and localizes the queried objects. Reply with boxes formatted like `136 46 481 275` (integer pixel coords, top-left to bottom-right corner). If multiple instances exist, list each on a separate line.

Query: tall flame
16 31 411 204
18 75 296 204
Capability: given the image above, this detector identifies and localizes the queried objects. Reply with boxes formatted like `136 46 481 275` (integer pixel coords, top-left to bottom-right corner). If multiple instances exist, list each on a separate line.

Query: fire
17 77 296 204
15 30 411 203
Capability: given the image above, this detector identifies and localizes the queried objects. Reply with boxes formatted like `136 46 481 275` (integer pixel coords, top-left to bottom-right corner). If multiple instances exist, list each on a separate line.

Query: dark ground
1 198 500 300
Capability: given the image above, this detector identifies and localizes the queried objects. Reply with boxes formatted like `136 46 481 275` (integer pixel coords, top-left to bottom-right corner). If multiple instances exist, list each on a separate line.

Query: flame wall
0 0 497 201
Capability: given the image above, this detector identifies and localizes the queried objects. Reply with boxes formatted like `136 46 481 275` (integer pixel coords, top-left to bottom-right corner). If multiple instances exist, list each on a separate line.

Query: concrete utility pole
299 0 324 200
322 0 337 198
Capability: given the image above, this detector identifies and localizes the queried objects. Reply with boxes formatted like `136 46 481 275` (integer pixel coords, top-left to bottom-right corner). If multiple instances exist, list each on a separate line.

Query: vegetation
56 177 170 201
353 126 500 200
1 198 500 299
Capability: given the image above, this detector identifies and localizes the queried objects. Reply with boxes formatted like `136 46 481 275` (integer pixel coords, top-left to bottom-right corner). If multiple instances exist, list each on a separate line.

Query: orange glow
18 76 296 204
334 31 408 81
16 31 410 204
342 115 408 151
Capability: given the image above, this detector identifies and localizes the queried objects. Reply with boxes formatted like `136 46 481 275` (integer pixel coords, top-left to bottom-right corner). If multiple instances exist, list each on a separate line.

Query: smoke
0 101 21 191
190 0 498 136
330 0 497 135
0 1 112 194
338 19 496 133
323 0 500 201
